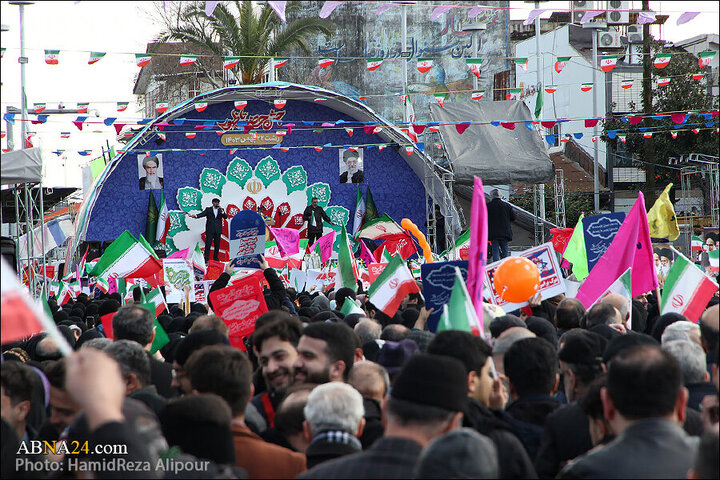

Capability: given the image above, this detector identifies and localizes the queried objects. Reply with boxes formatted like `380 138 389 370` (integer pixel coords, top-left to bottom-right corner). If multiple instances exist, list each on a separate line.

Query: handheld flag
647 183 679 241
661 250 718 322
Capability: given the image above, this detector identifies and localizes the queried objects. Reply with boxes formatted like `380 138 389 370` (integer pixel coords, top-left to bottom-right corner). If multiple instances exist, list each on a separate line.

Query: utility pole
642 0 656 209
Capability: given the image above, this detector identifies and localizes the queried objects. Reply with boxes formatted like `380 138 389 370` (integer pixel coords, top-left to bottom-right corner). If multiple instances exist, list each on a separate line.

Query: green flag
436 266 481 335
364 187 379 224
562 213 589 280
146 193 158 247
90 157 105 179
534 87 543 118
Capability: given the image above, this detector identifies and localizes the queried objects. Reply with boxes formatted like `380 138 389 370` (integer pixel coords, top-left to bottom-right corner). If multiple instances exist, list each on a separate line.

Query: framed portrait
138 154 164 190
339 148 364 184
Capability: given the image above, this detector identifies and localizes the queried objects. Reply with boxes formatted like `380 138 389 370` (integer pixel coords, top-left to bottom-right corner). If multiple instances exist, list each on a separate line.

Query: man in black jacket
189 198 227 262
487 189 516 262
303 197 333 247
428 330 538 479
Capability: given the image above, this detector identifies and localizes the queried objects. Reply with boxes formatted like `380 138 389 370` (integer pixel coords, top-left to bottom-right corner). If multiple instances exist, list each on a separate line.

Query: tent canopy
1 148 43 185
429 101 555 186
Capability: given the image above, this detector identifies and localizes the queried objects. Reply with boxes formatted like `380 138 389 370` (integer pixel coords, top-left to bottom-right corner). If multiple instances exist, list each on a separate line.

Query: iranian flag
600 55 618 72
581 83 593 92
658 77 671 87
223 56 241 69
356 214 404 241
334 226 358 290
45 50 60 65
274 99 287 108
513 57 528 71
709 250 719 274
417 58 433 73
440 229 470 261
88 52 106 64
692 73 705 81
654 53 672 69
145 287 169 317
466 58 483 77
471 90 485 100
273 57 289 69
353 186 366 235
94 277 110 294
436 266 482 336
555 56 570 73
698 51 715 68
318 58 335 68
56 282 73 305
69 279 82 297
88 231 162 279
434 93 447 107
180 55 197 66
340 298 364 316
77 103 89 113
234 100 247 110
367 254 420 317
366 58 383 71
544 85 557 94
117 102 129 112
156 102 169 114
33 103 46 114
156 190 170 244
621 80 633 89
136 54 152 67
691 235 703 252
660 251 718 322
195 102 208 112
506 88 522 100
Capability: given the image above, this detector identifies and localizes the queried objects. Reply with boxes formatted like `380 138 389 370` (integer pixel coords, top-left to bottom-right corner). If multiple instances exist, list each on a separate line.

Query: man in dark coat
189 198 227 262
303 197 333 247
487 189 516 262
428 330 538 479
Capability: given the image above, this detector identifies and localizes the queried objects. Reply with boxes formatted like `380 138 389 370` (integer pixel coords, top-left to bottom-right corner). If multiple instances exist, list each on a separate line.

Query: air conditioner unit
606 0 630 24
599 28 622 48
627 25 643 43
571 0 593 24
627 43 643 64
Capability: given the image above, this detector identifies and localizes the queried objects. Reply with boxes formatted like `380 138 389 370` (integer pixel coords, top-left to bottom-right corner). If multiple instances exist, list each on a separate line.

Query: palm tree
154 1 334 86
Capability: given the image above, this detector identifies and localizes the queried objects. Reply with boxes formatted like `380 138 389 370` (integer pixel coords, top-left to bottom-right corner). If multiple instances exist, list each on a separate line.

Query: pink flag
358 239 376 266
310 230 337 264
677 11 699 25
269 227 300 258
576 193 658 308
466 176 488 335
268 1 287 22
167 247 190 259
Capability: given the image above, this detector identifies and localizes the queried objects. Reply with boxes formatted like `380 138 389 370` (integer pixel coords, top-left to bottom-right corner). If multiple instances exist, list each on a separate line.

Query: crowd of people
1 255 719 479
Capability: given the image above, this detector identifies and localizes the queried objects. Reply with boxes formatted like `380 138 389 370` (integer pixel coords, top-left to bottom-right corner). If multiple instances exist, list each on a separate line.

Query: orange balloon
493 257 540 303
401 218 434 263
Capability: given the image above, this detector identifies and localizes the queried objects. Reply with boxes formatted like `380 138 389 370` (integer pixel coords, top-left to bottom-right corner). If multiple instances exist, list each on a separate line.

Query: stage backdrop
83 86 433 260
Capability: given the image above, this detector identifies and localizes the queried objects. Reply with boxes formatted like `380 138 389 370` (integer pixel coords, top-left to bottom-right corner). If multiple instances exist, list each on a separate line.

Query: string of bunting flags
4 47 715 73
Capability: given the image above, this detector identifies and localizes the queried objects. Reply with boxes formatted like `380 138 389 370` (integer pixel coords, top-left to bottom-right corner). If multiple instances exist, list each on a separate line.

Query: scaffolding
671 153 720 251
553 169 567 228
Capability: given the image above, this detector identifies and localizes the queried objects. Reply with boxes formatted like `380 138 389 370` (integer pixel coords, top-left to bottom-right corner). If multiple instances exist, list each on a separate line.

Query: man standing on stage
189 198 227 262
303 197 333 247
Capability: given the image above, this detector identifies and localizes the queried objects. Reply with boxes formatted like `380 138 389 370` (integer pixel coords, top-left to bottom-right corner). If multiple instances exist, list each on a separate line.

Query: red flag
550 227 574 255
100 312 115 339
208 274 268 350
376 233 417 260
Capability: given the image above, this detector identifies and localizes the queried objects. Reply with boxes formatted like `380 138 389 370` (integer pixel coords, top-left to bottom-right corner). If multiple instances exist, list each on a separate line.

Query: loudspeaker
1 236 17 272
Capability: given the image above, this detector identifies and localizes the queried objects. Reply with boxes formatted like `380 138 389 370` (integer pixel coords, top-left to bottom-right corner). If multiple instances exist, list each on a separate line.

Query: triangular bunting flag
223 56 241 69
600 55 618 72
466 58 483 77
417 58 433 73
44 50 60 65
433 93 447 107
654 53 672 69
116 102 129 112
698 51 715 68
471 90 485 100
513 57 528 71
136 54 152 67
180 55 198 66
620 80 633 89
657 77 671 87
273 57 289 69
544 85 557 93
88 52 106 64
366 58 383 71
581 83 593 92
318 58 335 68
555 56 570 73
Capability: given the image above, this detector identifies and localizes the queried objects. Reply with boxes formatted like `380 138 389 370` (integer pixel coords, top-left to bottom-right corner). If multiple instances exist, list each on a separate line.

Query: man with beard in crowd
250 313 303 429
292 322 357 384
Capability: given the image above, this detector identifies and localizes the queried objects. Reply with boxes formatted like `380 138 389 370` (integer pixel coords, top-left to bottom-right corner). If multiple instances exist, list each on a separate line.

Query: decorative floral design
200 168 227 195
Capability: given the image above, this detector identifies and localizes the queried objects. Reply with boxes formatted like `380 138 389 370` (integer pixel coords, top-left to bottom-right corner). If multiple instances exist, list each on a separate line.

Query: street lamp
583 20 609 212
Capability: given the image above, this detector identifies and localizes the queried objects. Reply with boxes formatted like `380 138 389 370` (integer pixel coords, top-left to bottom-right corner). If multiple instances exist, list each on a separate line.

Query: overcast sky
1 1 717 188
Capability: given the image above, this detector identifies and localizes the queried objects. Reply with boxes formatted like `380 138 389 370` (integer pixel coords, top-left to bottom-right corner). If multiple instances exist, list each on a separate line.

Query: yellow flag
647 183 679 241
